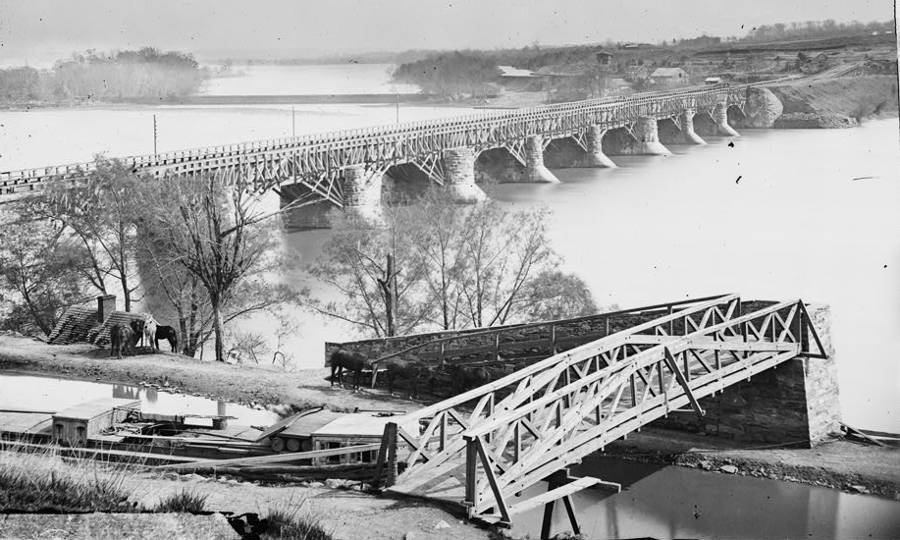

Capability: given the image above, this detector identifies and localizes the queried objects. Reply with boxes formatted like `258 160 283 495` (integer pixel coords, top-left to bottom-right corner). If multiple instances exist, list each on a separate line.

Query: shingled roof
88 311 150 348
48 305 101 345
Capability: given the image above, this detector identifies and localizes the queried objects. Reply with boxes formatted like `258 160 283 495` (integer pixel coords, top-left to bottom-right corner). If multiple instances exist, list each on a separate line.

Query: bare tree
135 173 310 361
309 188 591 336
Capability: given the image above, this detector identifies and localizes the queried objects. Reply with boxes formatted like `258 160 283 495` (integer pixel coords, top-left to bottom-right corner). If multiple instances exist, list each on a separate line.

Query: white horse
143 315 158 351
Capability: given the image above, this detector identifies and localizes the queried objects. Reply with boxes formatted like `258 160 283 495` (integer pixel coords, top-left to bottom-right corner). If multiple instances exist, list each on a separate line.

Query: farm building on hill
650 67 689 86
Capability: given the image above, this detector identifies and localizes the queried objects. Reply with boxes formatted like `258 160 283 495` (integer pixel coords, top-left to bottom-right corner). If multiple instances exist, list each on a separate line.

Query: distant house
497 65 541 91
650 67 689 86
595 49 614 67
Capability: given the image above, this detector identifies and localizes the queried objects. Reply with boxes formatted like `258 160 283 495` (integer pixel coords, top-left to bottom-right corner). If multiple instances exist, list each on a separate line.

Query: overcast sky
0 0 894 66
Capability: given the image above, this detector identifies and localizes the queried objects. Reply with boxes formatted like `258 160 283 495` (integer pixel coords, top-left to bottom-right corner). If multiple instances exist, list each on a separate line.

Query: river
1 64 897 435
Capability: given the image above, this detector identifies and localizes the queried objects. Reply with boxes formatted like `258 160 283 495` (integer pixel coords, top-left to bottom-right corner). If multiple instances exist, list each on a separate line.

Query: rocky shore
766 75 898 128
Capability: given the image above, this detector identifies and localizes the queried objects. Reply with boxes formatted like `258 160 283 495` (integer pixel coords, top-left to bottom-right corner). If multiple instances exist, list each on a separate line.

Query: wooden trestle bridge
369 293 827 533
0 84 748 205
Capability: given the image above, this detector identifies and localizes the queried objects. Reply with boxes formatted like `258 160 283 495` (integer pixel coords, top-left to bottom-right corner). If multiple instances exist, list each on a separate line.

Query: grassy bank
0 444 334 539
768 75 898 128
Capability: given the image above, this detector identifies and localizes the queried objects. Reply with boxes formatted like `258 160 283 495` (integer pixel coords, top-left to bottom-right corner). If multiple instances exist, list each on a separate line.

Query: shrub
264 505 332 540
152 489 209 513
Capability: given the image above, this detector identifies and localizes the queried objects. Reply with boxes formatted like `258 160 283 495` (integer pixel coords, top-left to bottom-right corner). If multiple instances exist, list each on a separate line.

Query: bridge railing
341 294 748 373
0 83 747 187
385 294 742 487
386 296 825 524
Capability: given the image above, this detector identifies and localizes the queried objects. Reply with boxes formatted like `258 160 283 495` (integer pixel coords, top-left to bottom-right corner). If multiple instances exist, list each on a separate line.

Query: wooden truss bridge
371 293 827 533
0 84 747 205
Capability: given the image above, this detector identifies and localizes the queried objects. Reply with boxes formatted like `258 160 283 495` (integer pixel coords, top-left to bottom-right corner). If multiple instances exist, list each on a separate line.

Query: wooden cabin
51 397 140 446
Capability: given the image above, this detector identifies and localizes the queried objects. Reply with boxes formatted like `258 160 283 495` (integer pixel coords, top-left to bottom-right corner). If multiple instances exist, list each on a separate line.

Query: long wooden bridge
366 293 830 534
0 84 748 209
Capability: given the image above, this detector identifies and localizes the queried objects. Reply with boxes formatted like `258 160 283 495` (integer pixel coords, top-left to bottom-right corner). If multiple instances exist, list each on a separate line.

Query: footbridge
353 294 835 532
0 84 748 211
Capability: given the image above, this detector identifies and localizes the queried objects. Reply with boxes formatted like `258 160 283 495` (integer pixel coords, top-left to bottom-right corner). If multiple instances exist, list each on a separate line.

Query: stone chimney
97 295 116 322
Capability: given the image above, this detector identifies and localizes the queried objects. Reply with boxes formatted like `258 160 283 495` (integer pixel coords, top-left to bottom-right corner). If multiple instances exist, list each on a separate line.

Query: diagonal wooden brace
663 347 705 419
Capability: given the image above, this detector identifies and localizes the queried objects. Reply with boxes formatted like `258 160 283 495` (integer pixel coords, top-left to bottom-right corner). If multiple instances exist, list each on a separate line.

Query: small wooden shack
309 413 419 466
51 397 140 446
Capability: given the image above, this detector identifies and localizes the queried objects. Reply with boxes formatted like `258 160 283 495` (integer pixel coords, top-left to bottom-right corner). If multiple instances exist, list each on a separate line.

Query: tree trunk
212 300 225 362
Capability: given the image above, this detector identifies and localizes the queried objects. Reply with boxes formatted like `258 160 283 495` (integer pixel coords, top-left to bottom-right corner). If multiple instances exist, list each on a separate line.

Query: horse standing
448 364 493 393
130 319 145 347
330 349 371 391
155 325 179 352
143 315 158 351
382 357 429 400
110 325 134 359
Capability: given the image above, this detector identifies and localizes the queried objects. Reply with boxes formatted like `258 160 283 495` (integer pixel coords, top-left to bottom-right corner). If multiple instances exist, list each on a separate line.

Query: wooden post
494 333 500 362
541 498 556 540
373 421 396 489
439 412 447 452
385 422 398 487
464 437 477 510
550 325 557 355
562 495 581 536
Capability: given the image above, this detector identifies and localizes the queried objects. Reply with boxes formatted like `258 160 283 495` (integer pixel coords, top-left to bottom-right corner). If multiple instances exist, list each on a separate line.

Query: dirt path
0 335 422 414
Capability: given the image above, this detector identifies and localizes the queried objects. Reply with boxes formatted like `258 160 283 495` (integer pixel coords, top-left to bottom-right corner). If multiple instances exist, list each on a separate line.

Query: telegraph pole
395 93 400 124
292 106 296 137
153 114 158 154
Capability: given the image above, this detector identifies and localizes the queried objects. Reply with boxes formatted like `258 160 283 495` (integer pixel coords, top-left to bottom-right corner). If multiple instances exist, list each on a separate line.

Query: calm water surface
512 455 900 539
0 372 279 426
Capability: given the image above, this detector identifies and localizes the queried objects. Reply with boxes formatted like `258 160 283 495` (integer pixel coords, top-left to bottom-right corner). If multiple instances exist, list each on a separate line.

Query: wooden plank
507 477 600 516
157 442 382 470
475 436 511 523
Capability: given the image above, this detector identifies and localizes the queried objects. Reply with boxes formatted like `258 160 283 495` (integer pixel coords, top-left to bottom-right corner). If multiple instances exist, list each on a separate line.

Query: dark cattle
330 349 371 391
447 364 493 393
155 325 179 352
110 325 134 359
130 320 145 347
382 358 430 400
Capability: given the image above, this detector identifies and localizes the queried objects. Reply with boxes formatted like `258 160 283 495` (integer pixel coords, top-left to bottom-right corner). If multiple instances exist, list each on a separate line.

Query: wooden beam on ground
156 443 382 470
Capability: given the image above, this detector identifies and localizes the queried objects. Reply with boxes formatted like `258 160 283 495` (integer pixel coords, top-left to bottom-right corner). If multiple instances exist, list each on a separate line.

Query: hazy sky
0 0 894 65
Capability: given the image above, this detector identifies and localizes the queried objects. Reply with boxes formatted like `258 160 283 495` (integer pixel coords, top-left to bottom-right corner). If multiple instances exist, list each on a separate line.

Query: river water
0 65 897 433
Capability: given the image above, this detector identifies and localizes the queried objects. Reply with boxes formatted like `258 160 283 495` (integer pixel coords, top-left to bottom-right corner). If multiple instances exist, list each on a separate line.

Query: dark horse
447 364 493 393
155 325 179 352
129 319 145 347
382 357 431 400
110 325 134 359
330 349 371 390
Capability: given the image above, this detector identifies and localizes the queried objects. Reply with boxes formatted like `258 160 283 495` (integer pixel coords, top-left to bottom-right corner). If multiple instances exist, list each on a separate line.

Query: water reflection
510 456 900 539
0 372 278 426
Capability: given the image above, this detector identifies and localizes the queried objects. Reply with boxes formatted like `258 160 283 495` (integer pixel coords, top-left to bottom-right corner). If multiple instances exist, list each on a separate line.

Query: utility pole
153 114 158 154
395 93 400 124
292 106 296 137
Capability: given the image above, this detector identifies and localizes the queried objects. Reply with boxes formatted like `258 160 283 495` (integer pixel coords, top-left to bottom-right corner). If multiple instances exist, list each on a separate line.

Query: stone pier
603 117 671 156
342 164 383 219
653 304 840 447
714 102 740 137
677 109 706 144
523 135 560 183
442 148 486 203
583 125 617 167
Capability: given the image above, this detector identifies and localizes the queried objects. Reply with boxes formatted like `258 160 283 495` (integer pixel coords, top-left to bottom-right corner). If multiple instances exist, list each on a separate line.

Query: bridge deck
375 294 826 525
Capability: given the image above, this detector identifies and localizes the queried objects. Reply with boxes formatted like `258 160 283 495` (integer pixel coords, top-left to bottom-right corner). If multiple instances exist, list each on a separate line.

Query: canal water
0 372 279 426
513 455 900 539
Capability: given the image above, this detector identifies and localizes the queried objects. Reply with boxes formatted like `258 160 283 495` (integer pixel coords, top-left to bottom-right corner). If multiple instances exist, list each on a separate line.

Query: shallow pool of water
0 372 280 426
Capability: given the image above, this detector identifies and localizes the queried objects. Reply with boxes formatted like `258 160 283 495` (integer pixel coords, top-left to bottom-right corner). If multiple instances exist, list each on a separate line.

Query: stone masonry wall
651 304 840 447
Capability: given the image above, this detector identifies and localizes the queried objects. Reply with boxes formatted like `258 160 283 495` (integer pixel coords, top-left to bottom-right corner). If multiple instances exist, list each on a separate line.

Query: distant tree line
392 52 500 98
739 19 893 43
0 47 206 104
